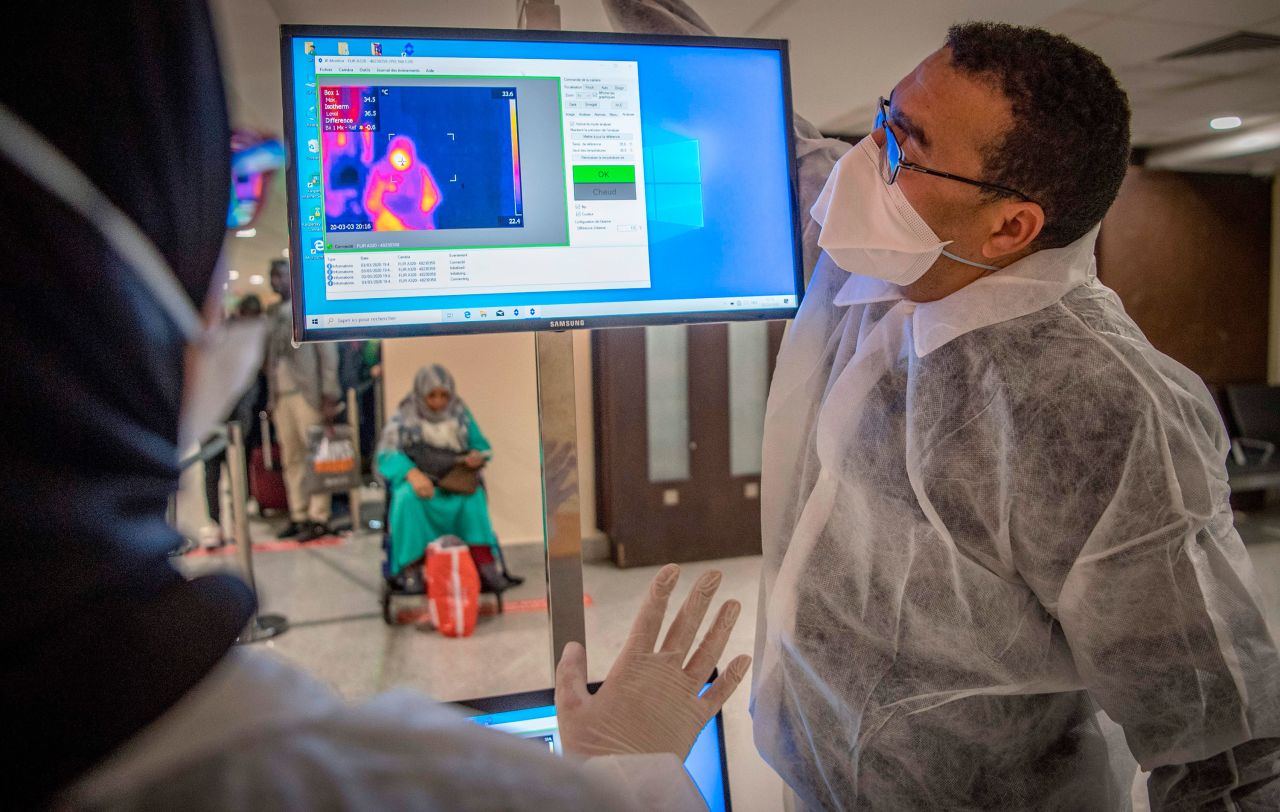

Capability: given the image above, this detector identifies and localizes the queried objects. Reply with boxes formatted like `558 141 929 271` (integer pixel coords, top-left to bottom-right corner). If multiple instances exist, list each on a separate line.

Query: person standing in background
267 259 340 541
337 338 381 476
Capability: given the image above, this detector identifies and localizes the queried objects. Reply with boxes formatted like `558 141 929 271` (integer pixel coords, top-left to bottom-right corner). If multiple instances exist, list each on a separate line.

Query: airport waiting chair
1224 384 1280 494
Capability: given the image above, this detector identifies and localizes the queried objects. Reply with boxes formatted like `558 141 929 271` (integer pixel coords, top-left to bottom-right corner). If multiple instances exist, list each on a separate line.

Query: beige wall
382 331 598 546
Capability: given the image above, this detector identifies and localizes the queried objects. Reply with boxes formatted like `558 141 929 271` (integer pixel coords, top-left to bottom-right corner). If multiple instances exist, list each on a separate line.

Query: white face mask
811 135 999 286
0 102 266 452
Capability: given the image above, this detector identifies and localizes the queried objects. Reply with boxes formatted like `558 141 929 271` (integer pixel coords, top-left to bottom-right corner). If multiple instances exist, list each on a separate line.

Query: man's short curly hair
945 22 1131 249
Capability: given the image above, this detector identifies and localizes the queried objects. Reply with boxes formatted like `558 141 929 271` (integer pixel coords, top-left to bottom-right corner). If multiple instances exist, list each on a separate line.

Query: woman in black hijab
0 3 254 805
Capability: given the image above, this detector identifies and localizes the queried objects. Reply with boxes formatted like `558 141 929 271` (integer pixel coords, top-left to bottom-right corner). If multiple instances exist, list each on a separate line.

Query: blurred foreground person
0 3 748 808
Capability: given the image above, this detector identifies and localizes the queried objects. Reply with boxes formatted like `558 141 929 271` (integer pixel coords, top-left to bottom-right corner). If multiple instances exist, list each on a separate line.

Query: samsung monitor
281 25 801 342
458 679 731 811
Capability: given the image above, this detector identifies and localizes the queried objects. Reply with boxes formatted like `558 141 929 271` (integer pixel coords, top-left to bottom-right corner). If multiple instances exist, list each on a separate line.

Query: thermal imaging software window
301 52 650 300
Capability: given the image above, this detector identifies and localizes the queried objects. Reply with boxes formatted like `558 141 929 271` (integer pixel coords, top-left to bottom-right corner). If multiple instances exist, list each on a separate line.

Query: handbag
404 439 483 495
437 463 481 496
302 425 361 495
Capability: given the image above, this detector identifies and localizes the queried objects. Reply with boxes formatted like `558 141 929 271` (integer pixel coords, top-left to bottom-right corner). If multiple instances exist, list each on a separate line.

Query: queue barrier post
227 420 288 643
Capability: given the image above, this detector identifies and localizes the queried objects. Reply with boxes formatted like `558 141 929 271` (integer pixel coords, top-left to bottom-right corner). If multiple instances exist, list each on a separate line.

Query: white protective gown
753 229 1280 810
66 649 706 811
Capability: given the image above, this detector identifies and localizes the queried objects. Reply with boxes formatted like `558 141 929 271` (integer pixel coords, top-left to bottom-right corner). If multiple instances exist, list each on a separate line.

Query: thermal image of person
322 129 368 220
363 135 442 231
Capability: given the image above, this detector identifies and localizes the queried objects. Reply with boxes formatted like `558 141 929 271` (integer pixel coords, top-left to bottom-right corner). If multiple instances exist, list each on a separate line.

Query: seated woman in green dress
376 365 498 575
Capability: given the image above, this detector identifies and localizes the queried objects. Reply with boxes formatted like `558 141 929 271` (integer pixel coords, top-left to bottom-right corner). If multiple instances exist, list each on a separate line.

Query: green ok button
572 165 636 184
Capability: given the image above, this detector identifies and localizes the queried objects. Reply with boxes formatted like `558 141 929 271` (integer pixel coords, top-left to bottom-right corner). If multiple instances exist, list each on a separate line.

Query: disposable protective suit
753 227 1280 809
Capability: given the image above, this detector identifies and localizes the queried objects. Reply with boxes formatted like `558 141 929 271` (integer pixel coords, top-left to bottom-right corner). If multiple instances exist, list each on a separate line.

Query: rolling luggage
250 411 288 514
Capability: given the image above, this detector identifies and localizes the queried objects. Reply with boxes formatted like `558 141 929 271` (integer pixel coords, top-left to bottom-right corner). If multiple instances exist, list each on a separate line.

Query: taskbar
302 295 795 331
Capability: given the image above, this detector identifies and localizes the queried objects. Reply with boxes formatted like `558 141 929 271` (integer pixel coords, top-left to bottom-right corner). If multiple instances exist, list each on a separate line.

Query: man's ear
982 201 1045 259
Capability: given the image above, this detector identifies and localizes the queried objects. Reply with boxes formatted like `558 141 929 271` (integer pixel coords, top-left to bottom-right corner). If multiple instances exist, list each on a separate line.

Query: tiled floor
175 478 1280 812
177 503 782 809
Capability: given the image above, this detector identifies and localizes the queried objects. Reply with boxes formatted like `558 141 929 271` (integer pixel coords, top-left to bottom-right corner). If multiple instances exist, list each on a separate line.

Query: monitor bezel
280 24 803 343
455 674 732 812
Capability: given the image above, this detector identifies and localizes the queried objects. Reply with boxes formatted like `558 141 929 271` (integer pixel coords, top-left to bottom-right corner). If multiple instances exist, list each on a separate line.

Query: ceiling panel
1128 0 1280 28
747 0 1080 131
1040 9 1108 35
267 0 516 27
1067 16 1232 69
1068 0 1151 13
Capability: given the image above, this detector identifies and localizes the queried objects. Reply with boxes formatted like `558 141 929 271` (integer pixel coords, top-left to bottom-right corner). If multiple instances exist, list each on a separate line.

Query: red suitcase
250 412 289 514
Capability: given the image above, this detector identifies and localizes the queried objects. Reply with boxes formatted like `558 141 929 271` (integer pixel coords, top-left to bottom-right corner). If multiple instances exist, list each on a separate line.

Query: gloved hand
555 564 751 759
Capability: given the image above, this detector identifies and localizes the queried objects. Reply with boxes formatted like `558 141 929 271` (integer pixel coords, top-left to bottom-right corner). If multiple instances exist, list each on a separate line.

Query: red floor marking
185 535 346 557
499 594 595 614
392 594 594 626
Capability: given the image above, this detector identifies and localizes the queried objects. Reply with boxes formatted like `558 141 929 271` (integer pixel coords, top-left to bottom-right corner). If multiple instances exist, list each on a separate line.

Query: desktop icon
307 138 319 155
304 41 315 55
479 310 488 318
464 311 472 319
312 239 324 252
337 42 349 56
496 310 505 317
371 42 382 55
307 174 320 189
513 308 519 316
402 43 414 56
529 308 536 316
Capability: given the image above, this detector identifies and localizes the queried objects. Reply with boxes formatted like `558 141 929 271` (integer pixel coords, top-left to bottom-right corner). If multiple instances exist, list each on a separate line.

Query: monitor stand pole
519 0 582 681
535 330 588 676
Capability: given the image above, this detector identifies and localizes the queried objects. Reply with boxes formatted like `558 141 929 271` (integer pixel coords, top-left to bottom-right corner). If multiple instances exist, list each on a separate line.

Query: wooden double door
593 321 785 567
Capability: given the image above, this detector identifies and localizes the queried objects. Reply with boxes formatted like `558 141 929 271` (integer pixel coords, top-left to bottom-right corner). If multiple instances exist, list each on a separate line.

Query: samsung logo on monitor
549 319 587 328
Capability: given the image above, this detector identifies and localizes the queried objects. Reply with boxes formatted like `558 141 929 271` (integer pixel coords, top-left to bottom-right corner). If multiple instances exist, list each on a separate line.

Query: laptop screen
460 684 730 811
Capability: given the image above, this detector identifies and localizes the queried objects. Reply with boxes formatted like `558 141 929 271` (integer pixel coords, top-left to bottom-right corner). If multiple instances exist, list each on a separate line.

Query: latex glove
406 468 434 499
556 564 751 759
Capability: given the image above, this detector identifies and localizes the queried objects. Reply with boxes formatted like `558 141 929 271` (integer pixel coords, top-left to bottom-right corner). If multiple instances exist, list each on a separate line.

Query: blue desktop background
288 34 799 318
468 702 728 811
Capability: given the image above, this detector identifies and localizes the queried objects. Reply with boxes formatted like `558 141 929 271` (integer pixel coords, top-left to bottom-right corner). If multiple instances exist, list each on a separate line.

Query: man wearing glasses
753 20 1280 811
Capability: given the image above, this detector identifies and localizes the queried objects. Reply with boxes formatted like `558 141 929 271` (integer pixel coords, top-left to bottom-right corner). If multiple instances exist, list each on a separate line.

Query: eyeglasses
874 97 1036 204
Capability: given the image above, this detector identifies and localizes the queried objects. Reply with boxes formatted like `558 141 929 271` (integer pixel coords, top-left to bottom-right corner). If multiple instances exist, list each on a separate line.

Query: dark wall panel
1097 168 1272 386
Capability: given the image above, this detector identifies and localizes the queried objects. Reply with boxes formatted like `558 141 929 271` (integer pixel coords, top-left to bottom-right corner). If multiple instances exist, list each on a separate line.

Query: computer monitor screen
459 682 730 811
281 26 801 341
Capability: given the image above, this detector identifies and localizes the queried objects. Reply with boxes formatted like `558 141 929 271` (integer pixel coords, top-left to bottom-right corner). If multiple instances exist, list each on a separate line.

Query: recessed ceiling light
228 269 240 281
1210 116 1242 130
249 274 265 286
235 228 257 238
